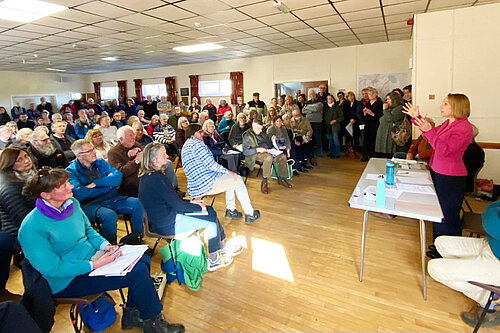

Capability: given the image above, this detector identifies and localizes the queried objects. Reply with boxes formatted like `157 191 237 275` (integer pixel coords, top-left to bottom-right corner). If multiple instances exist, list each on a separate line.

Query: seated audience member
108 126 180 198
188 97 201 114
202 98 217 123
26 103 41 122
111 111 125 129
84 129 111 160
86 98 103 115
217 111 234 135
66 140 144 243
17 114 35 130
242 120 292 194
263 107 277 128
127 116 140 127
290 108 315 166
0 107 10 126
428 201 500 328
10 102 26 120
406 135 434 162
270 97 282 115
139 143 242 270
4 122 17 141
157 96 172 117
179 101 188 113
168 107 182 130
302 90 324 158
7 128 32 149
199 111 209 125
228 113 249 150
97 115 118 145
175 117 189 150
216 98 232 123
36 97 52 116
28 129 67 168
203 120 239 173
62 112 77 138
375 92 406 157
123 98 137 118
153 114 179 158
189 111 199 124
50 121 75 161
245 92 267 121
0 126 12 150
137 109 150 125
234 97 246 117
74 110 94 139
106 99 122 115
248 110 258 123
132 121 153 147
267 116 291 159
182 124 260 223
323 95 345 159
146 115 159 136
142 95 158 119
18 168 184 333
462 124 485 193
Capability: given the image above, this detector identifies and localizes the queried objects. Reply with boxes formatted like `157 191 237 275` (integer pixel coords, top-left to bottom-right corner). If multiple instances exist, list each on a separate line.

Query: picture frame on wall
180 88 189 96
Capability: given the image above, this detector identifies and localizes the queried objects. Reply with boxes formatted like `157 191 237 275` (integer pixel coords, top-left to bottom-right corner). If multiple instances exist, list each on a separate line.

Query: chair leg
211 196 216 206
69 304 82 333
151 238 162 255
464 197 473 213
175 157 182 172
256 164 262 178
123 216 130 235
473 292 495 333
119 288 126 304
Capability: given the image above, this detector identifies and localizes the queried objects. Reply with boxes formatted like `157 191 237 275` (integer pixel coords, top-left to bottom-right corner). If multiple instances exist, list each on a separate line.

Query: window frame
199 79 231 97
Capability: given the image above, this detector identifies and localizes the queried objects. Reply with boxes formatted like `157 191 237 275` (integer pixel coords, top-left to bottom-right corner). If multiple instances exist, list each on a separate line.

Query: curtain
230 72 244 104
133 79 143 102
117 80 127 101
93 82 101 103
189 75 199 102
165 76 178 105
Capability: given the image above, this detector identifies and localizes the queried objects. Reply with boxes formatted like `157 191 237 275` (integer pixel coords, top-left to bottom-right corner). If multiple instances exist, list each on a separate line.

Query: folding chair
467 281 500 333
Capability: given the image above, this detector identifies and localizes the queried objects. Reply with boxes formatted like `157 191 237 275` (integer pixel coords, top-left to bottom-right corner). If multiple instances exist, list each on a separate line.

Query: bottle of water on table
376 174 386 207
386 160 395 186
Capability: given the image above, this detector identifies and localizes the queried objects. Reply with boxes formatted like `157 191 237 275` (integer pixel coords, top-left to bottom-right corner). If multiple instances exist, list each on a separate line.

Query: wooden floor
7 156 494 332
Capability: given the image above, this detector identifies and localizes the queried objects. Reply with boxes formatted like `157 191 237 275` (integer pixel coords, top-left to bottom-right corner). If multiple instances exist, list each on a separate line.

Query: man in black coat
27 130 67 168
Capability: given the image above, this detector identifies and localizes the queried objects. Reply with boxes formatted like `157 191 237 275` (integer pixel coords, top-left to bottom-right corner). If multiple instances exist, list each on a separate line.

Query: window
70 92 81 100
142 84 167 98
100 86 118 100
199 80 231 97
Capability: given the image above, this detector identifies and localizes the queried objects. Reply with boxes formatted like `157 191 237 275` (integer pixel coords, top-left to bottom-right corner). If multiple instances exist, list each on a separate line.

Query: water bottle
386 160 395 186
376 174 386 207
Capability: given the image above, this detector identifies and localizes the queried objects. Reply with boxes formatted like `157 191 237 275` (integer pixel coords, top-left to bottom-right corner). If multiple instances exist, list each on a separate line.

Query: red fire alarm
407 18 414 25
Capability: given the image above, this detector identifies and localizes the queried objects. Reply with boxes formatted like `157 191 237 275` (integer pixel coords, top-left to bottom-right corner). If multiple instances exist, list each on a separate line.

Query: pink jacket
422 117 472 176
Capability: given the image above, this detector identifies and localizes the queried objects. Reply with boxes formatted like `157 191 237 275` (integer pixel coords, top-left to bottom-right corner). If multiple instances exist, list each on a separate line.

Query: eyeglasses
37 138 51 143
79 147 95 154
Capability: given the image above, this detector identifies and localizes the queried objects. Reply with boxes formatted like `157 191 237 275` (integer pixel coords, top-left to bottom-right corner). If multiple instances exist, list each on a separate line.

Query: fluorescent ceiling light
46 68 66 72
173 43 223 53
0 0 67 23
101 57 118 61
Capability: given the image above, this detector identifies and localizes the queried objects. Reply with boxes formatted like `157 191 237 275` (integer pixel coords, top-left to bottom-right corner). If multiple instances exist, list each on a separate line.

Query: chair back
463 142 485 194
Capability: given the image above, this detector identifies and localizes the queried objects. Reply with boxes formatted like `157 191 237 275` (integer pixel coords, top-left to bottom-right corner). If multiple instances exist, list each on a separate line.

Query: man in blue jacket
66 139 144 243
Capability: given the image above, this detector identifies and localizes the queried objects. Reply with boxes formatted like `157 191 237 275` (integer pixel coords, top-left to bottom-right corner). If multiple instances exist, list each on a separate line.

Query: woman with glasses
18 167 185 333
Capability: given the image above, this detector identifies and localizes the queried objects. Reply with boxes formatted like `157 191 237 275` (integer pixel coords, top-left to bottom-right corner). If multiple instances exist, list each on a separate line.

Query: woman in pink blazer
403 94 473 258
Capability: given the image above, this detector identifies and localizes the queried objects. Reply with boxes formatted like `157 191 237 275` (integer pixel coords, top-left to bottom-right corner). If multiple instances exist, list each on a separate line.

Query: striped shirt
181 137 227 198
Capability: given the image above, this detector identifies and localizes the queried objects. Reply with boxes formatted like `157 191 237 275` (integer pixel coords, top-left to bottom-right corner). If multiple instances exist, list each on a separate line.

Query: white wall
0 71 90 111
413 3 500 183
89 40 412 105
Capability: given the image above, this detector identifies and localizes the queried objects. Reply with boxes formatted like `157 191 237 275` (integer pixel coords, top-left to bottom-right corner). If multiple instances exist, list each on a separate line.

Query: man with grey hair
199 111 209 125
153 114 179 158
302 89 324 158
108 125 183 198
157 95 172 117
0 126 12 150
168 106 182 130
202 98 216 122
36 97 53 116
27 129 67 168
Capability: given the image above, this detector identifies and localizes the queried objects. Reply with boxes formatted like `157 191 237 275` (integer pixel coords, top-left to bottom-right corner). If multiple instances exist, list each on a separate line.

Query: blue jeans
329 131 340 157
173 206 224 253
83 196 144 243
54 255 161 320
310 122 323 157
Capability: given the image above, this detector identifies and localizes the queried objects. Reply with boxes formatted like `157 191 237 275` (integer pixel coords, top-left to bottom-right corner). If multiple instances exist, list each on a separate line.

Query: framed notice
180 88 189 96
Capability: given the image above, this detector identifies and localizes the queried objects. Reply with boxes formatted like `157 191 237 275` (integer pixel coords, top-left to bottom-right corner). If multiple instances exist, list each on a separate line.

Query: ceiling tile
119 13 166 26
322 29 356 38
316 23 349 33
203 8 250 22
94 19 139 31
428 0 474 11
342 8 381 21
246 26 278 36
238 1 279 17
306 15 343 27
293 4 337 20
335 40 361 47
1 30 46 39
348 17 384 28
176 0 231 14
282 0 329 10
102 0 166 11
198 24 236 35
228 19 266 30
333 0 380 13
220 0 265 8
75 1 135 18
144 5 196 21
43 0 92 7
72 25 117 36
360 36 388 44
353 25 386 34
176 30 213 39
274 21 309 32
16 24 66 35
385 12 416 23
287 28 318 37
155 22 190 34
383 0 427 16
259 32 289 41
52 8 107 24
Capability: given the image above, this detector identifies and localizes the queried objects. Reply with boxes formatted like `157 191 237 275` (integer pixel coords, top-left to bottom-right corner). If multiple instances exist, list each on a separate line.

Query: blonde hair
202 119 215 132
178 116 188 129
138 142 164 177
447 93 470 119
366 87 378 97
347 91 356 99
85 129 104 148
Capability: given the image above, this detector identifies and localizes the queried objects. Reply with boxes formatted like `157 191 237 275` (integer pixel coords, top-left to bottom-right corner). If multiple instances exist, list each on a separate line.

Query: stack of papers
89 245 148 277
396 183 435 195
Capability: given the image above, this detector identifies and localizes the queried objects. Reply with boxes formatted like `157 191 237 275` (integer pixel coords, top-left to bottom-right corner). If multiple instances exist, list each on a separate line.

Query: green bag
270 160 293 180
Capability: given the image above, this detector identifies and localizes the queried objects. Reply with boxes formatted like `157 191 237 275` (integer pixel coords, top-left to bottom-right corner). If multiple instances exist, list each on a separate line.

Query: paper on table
345 122 353 137
396 183 435 195
396 176 432 185
396 170 429 178
365 173 380 180
364 185 402 199
89 245 148 277
266 148 283 157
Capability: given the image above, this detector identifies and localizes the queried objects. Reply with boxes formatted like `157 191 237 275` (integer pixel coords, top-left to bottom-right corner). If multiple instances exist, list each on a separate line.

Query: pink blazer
422 117 472 176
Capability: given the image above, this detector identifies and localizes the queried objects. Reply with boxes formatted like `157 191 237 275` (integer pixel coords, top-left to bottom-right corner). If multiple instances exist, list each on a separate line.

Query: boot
0 289 21 302
122 307 144 330
260 181 269 194
143 313 185 333
278 179 292 188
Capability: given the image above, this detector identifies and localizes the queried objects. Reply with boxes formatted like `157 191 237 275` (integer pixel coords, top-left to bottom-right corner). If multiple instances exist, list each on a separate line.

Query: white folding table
348 158 444 299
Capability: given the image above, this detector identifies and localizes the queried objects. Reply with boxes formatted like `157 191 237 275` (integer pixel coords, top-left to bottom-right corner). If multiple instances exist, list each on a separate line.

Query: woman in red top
403 93 473 258
216 98 232 124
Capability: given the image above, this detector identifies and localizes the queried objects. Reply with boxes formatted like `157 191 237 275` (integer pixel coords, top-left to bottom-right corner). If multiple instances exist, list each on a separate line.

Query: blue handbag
77 293 116 332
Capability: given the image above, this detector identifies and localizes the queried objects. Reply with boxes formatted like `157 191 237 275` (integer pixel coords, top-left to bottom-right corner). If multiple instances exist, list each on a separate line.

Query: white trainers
207 251 233 272
225 239 244 257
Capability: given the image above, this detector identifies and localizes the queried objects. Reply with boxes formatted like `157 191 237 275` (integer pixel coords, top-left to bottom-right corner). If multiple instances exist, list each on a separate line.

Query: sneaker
207 251 233 272
225 209 243 219
245 210 260 224
224 240 244 257
461 306 500 328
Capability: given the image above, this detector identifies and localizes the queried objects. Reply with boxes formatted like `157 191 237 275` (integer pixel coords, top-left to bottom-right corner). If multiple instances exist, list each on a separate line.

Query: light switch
429 94 435 100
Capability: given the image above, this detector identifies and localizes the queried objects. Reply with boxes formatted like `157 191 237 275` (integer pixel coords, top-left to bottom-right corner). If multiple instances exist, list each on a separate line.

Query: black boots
144 313 185 333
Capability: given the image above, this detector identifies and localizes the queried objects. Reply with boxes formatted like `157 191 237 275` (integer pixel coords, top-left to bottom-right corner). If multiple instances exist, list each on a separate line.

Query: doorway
275 80 329 98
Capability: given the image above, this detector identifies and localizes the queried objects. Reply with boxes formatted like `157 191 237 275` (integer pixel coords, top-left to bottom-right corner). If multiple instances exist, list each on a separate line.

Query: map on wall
357 72 409 98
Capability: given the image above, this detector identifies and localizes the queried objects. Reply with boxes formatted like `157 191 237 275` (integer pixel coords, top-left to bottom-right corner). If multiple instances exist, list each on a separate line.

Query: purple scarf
35 198 74 220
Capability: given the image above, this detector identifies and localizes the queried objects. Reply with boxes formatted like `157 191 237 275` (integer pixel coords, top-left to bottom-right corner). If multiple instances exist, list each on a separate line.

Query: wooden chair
244 160 263 184
467 281 500 333
175 155 182 172
462 212 486 237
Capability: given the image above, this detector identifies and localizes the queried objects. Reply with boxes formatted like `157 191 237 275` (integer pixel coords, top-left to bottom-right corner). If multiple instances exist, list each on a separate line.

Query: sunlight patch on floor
250 237 294 282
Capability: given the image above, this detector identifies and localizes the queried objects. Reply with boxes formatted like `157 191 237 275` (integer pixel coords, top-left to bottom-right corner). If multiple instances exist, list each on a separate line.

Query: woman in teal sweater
18 167 184 333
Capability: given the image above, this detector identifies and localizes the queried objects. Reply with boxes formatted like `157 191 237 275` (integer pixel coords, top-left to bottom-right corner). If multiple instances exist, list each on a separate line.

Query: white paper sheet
396 176 433 185
185 211 209 216
89 245 148 277
266 148 283 157
364 185 402 199
396 171 430 178
365 173 380 180
345 122 353 137
396 183 435 195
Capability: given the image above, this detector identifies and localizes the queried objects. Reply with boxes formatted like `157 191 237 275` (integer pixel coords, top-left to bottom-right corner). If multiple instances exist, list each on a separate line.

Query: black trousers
431 170 466 240
0 232 13 291
0 301 42 333
363 122 379 157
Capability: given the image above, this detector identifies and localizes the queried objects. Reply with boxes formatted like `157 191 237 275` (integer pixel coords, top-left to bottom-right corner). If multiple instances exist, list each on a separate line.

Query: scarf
36 198 74 220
